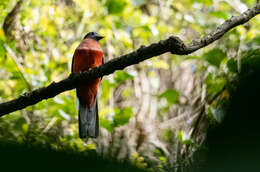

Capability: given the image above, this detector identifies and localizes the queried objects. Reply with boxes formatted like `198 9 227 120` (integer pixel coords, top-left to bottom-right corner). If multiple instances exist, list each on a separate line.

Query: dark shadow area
199 55 260 172
0 141 146 172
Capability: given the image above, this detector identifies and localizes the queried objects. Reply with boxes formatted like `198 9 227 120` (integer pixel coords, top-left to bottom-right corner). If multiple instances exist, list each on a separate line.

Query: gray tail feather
78 96 99 138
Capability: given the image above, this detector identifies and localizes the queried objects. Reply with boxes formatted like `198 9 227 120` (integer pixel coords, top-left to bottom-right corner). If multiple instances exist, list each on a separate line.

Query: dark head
83 32 104 41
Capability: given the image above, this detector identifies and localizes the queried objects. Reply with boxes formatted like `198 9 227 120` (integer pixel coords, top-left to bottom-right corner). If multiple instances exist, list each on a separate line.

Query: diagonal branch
0 4 260 116
3 0 25 39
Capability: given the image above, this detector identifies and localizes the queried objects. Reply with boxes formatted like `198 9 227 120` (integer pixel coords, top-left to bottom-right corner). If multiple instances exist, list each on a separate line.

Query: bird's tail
78 96 99 138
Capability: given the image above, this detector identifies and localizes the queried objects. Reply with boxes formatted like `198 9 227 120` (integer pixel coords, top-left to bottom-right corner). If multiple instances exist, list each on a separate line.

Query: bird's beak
96 35 104 41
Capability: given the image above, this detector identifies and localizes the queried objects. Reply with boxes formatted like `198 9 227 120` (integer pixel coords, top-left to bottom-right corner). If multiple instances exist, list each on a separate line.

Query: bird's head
83 32 104 41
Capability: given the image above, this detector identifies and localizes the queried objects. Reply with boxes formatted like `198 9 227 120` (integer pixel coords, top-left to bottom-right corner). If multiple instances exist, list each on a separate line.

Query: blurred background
0 0 260 171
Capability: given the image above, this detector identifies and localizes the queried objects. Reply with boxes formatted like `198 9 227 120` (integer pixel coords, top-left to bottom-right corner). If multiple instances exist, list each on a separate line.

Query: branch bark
0 4 260 116
3 0 25 39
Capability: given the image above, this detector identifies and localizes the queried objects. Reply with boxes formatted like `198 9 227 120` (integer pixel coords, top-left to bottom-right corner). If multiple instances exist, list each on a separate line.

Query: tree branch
0 4 260 116
3 0 25 39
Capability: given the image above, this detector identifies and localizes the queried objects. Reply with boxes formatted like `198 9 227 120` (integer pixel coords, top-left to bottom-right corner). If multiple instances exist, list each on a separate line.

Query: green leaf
209 107 225 123
252 36 260 45
159 89 179 105
100 118 114 133
105 0 127 14
0 29 6 41
122 88 131 98
159 156 166 165
177 130 193 146
209 11 228 19
203 49 226 68
227 58 238 73
196 0 212 6
162 129 173 142
113 107 133 126
205 73 226 95
177 130 183 142
113 71 134 83
154 148 163 156
0 42 6 58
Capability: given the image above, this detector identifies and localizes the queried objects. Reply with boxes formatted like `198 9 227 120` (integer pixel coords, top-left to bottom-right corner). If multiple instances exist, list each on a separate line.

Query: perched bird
71 32 104 138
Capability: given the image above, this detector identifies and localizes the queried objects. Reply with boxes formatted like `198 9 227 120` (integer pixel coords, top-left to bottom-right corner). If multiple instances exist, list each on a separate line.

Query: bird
71 32 104 138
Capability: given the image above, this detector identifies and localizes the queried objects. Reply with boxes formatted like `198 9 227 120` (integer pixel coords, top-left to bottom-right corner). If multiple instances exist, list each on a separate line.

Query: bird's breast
72 48 103 73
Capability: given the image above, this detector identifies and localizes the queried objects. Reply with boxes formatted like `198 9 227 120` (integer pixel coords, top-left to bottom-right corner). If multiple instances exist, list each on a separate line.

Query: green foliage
159 89 179 105
208 107 225 123
101 80 113 103
177 130 195 147
101 106 133 132
104 0 127 15
241 49 260 74
161 129 174 142
227 58 238 73
251 36 260 45
209 11 228 20
196 0 213 6
203 48 226 68
113 71 134 84
205 73 226 95
113 107 133 126
100 117 114 132
132 152 148 169
0 0 9 24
